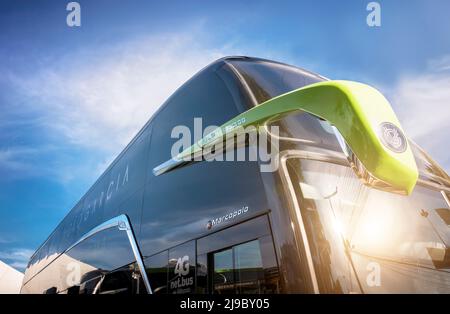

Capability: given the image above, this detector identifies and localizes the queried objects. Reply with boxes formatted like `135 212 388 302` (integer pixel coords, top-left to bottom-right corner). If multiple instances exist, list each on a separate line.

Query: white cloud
8 261 28 271
427 55 450 72
12 32 233 156
0 248 34 260
394 74 450 139
0 147 40 176
0 145 69 182
0 248 34 271
0 146 37 162
0 237 13 244
392 58 450 173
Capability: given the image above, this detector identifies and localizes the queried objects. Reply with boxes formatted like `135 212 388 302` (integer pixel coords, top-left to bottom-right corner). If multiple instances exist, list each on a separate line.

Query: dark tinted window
44 286 57 294
228 59 324 104
210 239 278 294
234 240 265 293
212 248 234 294
198 216 280 294
96 266 135 294
144 250 168 294
66 227 135 275
147 65 241 169
268 111 342 152
78 275 102 294
26 225 136 293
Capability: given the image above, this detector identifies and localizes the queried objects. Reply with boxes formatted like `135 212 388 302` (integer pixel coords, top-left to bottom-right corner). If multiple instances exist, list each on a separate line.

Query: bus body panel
21 56 450 294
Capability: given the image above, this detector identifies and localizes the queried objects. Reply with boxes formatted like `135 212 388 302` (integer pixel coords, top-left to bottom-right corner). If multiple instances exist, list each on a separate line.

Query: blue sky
1 0 449 271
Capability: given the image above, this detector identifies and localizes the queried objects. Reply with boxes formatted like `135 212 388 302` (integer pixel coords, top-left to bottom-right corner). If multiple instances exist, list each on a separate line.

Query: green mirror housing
153 80 418 195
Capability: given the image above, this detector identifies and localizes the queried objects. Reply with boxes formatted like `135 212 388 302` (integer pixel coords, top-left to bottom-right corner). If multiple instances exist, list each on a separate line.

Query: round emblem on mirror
379 122 407 153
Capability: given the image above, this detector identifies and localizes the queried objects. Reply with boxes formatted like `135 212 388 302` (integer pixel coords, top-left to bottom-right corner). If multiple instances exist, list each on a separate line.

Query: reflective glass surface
211 239 277 294
144 250 168 294
228 59 324 104
286 158 450 293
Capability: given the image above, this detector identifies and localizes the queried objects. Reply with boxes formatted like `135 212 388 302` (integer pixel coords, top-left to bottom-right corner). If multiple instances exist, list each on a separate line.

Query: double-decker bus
21 56 450 294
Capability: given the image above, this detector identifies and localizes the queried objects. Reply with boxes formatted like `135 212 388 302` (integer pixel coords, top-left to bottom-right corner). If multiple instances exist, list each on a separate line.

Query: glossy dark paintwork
20 57 333 293
22 56 449 294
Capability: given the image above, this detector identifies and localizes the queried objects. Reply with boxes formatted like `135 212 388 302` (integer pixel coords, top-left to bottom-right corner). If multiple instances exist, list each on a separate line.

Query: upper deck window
226 59 324 105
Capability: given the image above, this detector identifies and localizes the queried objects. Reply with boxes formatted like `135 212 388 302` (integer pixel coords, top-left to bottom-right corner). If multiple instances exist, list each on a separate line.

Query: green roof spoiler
153 80 418 195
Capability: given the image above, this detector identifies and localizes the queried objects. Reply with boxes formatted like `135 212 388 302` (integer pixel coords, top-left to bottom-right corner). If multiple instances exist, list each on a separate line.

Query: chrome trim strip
279 150 321 294
441 190 450 208
121 217 153 294
418 178 450 193
65 215 124 253
92 275 105 295
152 157 183 176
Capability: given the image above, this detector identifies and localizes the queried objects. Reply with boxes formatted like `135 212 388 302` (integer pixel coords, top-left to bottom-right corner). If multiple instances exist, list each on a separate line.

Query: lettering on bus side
206 205 249 230
81 164 130 223
170 256 194 290
168 241 196 294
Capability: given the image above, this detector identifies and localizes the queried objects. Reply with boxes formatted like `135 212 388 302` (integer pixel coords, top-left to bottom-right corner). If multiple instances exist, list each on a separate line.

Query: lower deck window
210 239 277 294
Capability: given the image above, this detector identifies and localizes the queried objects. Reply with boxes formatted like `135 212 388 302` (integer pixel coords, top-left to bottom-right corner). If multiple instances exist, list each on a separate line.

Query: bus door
196 215 280 294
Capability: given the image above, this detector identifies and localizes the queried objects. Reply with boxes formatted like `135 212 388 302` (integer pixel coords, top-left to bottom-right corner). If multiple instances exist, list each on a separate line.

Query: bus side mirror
154 80 418 195
284 80 418 195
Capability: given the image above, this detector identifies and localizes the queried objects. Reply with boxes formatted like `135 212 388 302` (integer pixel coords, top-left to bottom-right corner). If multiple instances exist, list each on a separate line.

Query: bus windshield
285 157 450 292
227 58 325 105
